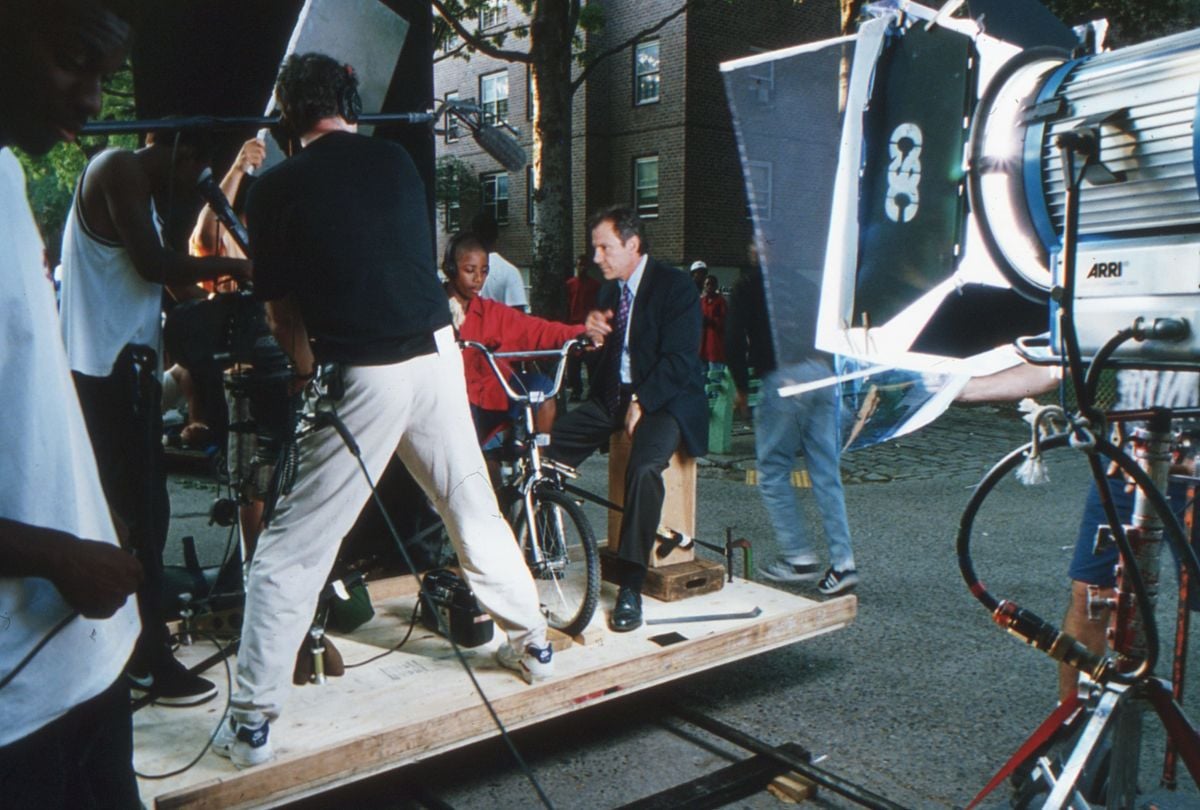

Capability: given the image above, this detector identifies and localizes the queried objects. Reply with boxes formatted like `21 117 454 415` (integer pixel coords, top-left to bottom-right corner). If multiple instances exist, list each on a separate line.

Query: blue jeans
755 363 855 571
1071 476 1198 609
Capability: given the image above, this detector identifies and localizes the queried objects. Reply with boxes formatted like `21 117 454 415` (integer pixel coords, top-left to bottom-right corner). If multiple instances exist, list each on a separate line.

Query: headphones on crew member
336 64 362 124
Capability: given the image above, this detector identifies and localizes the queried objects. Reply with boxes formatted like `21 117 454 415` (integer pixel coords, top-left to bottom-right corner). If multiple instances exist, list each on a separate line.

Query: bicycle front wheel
512 488 600 638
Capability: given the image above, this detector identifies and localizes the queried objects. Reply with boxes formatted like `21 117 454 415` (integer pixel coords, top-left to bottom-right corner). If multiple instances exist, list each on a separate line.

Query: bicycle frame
459 337 588 565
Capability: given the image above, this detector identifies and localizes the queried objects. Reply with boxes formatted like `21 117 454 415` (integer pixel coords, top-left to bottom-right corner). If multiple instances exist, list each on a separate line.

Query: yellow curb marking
744 469 811 488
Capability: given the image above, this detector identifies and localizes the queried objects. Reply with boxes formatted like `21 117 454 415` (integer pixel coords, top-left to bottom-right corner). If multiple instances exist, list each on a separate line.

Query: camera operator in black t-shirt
214 52 553 769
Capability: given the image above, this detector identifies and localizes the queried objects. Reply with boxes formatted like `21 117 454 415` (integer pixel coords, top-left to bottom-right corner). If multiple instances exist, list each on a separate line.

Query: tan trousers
231 327 545 723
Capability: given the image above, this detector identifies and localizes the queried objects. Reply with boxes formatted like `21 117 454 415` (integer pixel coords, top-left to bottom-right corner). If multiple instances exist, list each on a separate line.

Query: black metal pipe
670 704 911 810
80 112 435 136
562 482 624 514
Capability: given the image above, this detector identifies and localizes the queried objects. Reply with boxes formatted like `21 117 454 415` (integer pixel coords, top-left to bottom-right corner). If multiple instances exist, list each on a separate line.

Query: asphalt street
163 403 1200 809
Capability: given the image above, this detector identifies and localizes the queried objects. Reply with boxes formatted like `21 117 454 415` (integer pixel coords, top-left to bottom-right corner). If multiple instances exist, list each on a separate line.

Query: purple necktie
606 284 633 414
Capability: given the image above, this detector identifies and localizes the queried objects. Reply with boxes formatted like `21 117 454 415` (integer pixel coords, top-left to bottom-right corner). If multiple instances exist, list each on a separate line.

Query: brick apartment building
434 0 839 294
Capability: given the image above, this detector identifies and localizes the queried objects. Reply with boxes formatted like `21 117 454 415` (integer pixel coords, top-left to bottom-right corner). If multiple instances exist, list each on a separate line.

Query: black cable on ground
318 405 556 810
134 629 235 780
344 599 423 669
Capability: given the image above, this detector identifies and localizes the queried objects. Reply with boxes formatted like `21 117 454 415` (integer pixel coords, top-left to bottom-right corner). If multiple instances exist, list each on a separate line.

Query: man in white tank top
59 127 251 707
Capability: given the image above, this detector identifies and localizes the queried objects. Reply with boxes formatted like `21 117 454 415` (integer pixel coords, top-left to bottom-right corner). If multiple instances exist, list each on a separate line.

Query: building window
747 161 772 221
444 91 461 143
482 171 510 225
634 40 661 106
633 156 659 218
480 70 509 126
441 32 462 55
444 199 461 233
747 48 775 105
480 0 507 30
526 165 536 224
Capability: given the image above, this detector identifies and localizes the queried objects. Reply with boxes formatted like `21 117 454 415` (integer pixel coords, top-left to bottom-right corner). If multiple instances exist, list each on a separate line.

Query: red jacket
458 295 583 411
700 292 727 363
565 274 601 324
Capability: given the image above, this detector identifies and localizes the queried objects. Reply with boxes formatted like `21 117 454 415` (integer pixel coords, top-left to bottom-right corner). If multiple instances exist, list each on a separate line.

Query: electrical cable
1083 327 1135 411
134 628 235 780
184 470 241 614
311 404 556 810
957 431 1199 685
960 131 1195 681
0 610 79 692
343 599 423 669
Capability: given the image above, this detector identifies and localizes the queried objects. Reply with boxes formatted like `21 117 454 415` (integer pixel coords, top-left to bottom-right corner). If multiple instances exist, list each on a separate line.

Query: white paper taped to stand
257 0 410 174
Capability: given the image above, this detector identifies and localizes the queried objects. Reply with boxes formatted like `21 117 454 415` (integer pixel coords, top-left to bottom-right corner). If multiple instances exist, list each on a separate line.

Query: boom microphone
196 167 251 256
443 99 527 172
472 124 527 173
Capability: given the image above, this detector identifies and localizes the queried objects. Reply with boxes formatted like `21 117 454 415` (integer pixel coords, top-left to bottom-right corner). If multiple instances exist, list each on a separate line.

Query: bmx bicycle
461 337 601 638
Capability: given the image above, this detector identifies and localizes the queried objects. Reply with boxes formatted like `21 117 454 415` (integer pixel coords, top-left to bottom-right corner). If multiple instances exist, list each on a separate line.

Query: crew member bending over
216 53 554 769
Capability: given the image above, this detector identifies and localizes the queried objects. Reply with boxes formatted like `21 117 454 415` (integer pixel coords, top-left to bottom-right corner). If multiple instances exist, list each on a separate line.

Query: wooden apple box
606 429 697 568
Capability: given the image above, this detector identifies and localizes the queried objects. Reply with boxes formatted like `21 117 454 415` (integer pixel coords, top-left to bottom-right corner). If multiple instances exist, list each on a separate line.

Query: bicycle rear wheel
512 487 600 638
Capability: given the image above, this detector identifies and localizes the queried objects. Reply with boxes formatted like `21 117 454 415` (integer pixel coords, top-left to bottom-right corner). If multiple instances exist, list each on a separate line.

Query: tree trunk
528 0 574 319
838 0 865 113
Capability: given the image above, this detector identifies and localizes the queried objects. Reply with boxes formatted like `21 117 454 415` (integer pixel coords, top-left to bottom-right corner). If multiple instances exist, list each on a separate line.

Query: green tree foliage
435 155 481 229
1041 0 1200 45
432 0 697 317
14 63 137 264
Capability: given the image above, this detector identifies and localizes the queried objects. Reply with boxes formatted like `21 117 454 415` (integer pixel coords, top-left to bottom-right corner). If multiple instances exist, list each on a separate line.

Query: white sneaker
758 557 821 584
496 641 554 684
213 715 273 768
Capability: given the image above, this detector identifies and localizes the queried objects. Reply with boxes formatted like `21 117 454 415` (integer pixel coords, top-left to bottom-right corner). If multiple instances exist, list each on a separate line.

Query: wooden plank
607 431 697 568
362 573 422 602
767 771 817 804
617 742 812 809
136 580 855 809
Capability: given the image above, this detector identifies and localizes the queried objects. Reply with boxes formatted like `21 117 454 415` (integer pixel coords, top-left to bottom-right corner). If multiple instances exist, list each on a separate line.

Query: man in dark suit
550 206 707 631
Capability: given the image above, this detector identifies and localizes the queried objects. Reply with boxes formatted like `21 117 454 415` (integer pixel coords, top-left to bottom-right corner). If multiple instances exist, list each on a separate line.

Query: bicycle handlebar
459 336 592 405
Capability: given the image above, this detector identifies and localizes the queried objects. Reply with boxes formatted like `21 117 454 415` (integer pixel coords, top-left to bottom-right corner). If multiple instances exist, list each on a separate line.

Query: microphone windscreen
195 169 251 256
473 125 527 173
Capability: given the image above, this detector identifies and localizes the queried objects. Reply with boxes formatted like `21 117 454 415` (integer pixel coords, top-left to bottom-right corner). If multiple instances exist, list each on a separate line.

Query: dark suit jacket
591 256 708 457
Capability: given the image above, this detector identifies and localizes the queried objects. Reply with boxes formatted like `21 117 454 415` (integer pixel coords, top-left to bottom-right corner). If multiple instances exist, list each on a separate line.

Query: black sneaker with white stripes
817 567 859 595
127 657 216 707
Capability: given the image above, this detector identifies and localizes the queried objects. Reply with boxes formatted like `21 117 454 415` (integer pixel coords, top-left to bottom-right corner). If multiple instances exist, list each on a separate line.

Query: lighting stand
968 132 1200 810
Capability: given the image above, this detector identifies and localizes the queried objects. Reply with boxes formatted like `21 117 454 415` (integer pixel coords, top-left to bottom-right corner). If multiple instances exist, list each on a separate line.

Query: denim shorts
1070 476 1199 606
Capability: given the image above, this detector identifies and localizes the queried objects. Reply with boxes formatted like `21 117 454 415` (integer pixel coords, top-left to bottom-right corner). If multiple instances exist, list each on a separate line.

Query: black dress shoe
609 586 643 632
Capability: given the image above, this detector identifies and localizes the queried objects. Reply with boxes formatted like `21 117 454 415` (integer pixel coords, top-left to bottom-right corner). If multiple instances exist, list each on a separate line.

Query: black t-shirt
246 131 448 365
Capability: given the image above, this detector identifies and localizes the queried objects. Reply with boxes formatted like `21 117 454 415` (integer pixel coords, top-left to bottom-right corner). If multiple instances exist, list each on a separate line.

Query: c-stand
962 129 1200 808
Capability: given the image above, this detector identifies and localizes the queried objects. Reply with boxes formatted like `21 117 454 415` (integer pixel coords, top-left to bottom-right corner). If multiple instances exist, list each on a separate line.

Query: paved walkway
702 403 1031 485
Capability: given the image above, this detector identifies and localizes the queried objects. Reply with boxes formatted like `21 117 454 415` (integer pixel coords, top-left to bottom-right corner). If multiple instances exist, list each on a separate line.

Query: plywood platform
135 577 855 809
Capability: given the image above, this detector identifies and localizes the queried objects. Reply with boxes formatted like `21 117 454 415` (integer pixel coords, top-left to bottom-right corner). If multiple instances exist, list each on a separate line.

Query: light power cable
309 404 555 810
